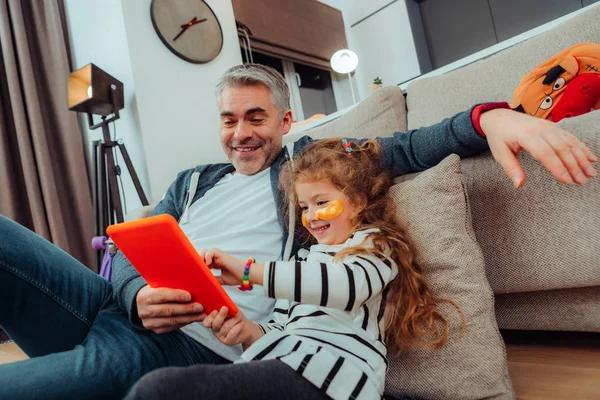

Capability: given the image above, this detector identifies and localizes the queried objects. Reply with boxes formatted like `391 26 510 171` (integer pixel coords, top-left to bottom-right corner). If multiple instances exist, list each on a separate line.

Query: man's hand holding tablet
135 285 206 334
107 214 238 334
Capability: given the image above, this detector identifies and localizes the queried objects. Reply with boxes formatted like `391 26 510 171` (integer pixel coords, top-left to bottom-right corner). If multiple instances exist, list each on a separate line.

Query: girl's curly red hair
279 138 463 355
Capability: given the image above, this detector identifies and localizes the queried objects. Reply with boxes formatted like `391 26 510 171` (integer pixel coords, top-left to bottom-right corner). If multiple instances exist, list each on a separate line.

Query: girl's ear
350 198 367 227
356 196 368 213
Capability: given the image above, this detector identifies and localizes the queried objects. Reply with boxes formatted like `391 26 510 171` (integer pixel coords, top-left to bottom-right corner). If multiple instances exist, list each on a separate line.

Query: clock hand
173 17 199 42
190 18 207 26
180 17 198 30
172 27 188 42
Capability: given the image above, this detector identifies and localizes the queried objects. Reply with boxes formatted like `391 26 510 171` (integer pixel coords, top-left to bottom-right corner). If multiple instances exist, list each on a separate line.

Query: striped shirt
238 229 398 400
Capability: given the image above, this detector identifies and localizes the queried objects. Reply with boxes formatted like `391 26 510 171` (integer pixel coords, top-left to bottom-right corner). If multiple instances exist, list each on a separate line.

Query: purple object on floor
92 235 107 251
99 247 114 282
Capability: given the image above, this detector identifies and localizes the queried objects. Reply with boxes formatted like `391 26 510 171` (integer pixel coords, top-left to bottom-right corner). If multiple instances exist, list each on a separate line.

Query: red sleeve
471 102 511 138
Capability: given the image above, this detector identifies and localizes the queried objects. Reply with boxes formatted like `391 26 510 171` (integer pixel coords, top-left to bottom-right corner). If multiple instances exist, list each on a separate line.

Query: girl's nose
302 209 317 227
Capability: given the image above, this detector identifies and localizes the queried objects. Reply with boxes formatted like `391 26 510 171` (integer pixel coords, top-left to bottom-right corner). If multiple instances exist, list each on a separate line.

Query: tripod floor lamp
68 64 149 258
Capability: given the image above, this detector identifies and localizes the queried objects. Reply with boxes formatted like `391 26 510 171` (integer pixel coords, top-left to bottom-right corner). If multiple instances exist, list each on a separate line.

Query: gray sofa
297 4 600 334
133 4 600 334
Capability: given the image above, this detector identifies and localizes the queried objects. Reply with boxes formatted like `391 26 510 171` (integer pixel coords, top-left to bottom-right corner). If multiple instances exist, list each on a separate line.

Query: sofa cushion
495 286 600 332
386 155 514 400
284 86 407 145
406 4 600 129
461 111 600 294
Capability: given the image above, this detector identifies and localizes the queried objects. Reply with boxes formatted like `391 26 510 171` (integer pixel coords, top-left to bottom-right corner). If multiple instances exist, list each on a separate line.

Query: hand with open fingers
136 285 206 334
202 306 263 349
200 248 246 286
480 108 598 187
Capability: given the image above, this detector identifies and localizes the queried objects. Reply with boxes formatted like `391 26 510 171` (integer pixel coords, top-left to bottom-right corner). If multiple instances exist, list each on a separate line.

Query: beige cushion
284 86 407 145
461 111 600 294
386 155 514 400
406 5 600 129
495 287 600 332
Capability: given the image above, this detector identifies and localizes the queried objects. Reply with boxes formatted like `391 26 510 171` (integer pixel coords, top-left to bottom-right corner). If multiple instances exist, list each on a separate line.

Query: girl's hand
201 248 245 286
202 306 263 349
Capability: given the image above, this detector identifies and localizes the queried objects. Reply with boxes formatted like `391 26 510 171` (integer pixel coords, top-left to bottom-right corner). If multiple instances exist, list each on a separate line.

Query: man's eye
223 120 235 126
251 119 264 123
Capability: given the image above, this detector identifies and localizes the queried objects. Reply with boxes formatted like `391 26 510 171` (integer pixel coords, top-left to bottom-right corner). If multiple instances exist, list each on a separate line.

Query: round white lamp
330 49 359 104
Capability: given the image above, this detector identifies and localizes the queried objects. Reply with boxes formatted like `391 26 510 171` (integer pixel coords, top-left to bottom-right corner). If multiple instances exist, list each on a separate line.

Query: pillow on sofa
283 86 407 145
386 155 514 400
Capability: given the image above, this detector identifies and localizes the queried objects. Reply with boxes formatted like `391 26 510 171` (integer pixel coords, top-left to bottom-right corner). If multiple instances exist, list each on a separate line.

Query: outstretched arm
372 106 489 176
480 107 597 187
202 248 397 313
259 253 397 312
372 105 596 187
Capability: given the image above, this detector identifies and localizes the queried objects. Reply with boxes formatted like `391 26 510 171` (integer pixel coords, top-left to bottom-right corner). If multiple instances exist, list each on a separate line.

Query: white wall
313 1 355 111
64 0 151 214
121 0 242 201
317 0 362 109
317 0 344 11
342 0 425 100
343 0 396 25
331 71 358 109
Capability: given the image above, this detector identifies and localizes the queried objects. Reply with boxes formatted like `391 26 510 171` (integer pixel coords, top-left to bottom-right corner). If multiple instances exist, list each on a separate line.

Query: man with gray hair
0 63 596 399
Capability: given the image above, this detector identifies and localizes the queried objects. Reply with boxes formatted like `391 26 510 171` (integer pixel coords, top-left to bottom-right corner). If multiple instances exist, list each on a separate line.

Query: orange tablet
107 214 238 317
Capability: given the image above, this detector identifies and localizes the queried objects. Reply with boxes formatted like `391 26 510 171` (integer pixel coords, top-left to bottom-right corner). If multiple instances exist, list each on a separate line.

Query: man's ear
281 109 293 135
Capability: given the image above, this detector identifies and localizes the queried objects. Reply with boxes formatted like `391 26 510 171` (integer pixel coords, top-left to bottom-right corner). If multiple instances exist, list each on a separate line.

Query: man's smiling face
219 84 292 175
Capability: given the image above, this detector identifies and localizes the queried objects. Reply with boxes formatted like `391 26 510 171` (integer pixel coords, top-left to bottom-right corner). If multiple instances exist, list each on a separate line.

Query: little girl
130 139 459 400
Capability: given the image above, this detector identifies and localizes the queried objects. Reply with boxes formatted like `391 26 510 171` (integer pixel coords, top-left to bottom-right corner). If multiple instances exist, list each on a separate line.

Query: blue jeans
0 215 229 399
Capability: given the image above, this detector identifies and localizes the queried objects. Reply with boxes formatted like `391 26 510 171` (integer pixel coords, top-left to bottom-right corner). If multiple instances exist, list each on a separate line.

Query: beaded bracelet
238 257 255 291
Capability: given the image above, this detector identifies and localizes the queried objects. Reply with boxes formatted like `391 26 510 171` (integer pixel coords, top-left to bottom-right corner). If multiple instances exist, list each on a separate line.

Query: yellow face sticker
301 199 345 226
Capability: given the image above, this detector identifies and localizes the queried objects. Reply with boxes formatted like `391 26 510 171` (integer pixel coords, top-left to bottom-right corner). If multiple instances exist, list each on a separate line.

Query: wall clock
150 0 223 64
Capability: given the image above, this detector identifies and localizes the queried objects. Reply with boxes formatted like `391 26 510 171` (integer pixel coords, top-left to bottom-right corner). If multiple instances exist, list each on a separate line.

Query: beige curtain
0 0 95 269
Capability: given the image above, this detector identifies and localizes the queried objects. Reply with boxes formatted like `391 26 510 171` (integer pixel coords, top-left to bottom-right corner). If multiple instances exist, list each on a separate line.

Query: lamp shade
330 49 358 74
68 63 124 116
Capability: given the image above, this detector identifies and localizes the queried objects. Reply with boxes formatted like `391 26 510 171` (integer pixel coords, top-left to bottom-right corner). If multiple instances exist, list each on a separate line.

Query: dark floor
501 329 600 348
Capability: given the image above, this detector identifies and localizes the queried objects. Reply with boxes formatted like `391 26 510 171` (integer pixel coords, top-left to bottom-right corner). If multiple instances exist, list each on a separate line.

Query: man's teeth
237 147 257 152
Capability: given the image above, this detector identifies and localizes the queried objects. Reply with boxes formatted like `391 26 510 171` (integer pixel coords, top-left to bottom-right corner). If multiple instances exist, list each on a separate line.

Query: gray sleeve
373 106 488 176
111 170 190 328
